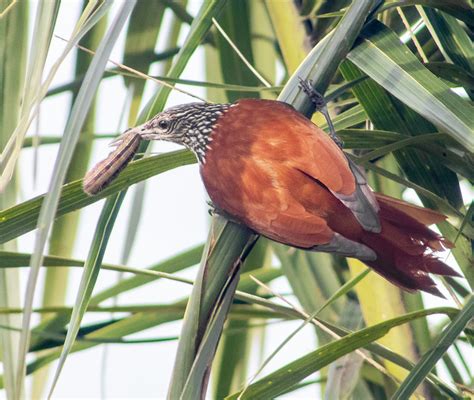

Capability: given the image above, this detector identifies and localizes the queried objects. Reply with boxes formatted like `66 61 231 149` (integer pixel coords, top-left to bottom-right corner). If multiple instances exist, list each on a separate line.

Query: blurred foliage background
0 0 473 399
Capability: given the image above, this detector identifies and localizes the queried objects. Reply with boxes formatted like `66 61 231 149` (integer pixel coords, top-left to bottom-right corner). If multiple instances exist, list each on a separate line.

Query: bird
83 85 459 296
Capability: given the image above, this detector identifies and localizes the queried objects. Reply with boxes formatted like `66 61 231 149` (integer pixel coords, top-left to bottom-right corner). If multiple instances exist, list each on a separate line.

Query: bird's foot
298 78 326 111
298 77 344 149
207 201 242 224
207 201 230 218
207 201 220 216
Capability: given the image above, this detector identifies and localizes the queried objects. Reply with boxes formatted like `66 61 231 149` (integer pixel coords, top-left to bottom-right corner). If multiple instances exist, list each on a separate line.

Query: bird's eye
158 120 170 130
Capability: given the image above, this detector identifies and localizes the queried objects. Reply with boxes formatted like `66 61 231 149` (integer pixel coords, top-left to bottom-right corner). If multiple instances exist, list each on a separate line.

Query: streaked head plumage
137 102 231 162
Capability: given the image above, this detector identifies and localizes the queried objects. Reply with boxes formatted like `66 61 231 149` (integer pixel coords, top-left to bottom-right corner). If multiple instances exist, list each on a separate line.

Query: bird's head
134 102 231 161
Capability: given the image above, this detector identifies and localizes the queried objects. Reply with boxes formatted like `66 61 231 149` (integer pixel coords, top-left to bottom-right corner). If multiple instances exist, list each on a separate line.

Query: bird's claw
207 201 229 218
207 201 242 224
298 77 344 149
207 201 218 216
298 77 326 112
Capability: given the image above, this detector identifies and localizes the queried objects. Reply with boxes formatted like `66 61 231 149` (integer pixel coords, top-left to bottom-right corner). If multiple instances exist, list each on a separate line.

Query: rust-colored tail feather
361 194 459 296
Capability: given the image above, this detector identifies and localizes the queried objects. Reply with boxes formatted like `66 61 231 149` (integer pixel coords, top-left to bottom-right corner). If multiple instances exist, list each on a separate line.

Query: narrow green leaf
379 0 474 28
47 70 281 98
319 268 371 315
213 240 272 396
226 308 462 399
0 244 203 303
421 8 474 75
426 62 474 91
160 0 188 73
340 58 464 210
321 104 367 132
0 302 284 320
347 21 474 151
279 0 381 112
421 7 474 101
354 133 473 181
265 0 308 73
360 160 463 218
90 245 203 305
392 296 474 400
0 150 196 244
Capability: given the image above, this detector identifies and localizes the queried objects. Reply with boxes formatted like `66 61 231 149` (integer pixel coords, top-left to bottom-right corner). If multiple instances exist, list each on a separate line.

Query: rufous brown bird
83 87 458 296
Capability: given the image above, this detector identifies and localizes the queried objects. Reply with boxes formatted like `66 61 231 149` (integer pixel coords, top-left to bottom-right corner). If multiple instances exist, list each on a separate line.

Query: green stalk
169 218 258 399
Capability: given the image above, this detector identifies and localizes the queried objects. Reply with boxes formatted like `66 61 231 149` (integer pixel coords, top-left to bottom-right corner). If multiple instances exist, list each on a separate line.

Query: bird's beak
110 123 158 145
131 122 158 141
134 122 175 141
107 125 147 148
138 129 160 141
110 120 172 149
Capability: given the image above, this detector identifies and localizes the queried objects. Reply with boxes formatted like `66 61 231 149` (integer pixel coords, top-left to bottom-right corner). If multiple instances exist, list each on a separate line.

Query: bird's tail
360 193 459 296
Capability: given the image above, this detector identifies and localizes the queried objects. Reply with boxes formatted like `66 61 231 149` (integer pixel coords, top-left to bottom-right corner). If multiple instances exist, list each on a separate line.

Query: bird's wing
243 99 380 232
337 157 381 233
285 108 381 233
201 151 335 248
